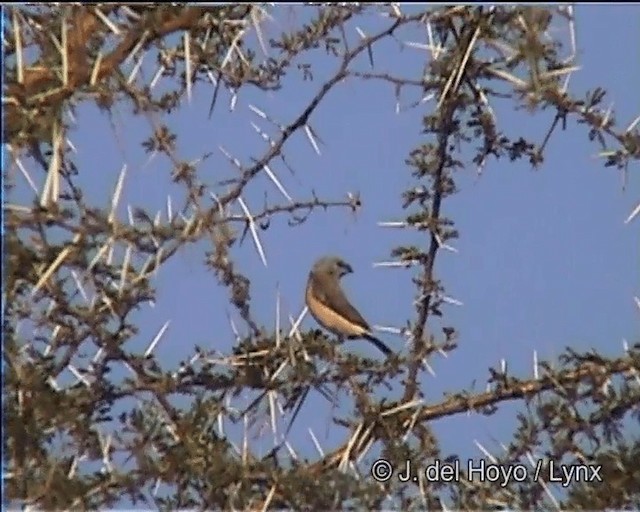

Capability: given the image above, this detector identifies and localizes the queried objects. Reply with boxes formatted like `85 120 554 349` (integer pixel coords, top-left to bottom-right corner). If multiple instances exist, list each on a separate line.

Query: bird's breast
305 280 367 338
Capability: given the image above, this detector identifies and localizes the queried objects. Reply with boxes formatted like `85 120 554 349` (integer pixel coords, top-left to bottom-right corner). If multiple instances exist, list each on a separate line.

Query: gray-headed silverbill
305 255 393 357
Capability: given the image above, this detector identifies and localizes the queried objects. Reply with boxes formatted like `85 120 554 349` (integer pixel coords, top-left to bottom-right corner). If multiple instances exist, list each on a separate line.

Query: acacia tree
3 4 639 510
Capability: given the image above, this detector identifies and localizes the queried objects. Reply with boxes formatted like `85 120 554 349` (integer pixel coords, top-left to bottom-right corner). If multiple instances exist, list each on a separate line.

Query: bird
305 255 393 357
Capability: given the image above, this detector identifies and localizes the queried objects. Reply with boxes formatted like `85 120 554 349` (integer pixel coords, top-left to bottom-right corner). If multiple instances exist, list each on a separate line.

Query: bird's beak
341 263 353 275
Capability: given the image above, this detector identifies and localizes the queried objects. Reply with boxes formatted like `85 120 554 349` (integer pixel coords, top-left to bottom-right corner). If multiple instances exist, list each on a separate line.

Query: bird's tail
364 333 393 357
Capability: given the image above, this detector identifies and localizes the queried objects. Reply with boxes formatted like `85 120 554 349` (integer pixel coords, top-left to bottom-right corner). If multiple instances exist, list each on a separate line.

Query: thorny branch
3 4 639 510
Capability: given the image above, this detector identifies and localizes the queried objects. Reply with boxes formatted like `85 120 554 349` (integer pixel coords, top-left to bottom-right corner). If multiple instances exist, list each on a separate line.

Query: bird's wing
311 274 371 330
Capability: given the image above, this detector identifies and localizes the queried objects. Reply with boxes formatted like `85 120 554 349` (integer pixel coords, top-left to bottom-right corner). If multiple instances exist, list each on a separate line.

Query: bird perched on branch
305 255 393 357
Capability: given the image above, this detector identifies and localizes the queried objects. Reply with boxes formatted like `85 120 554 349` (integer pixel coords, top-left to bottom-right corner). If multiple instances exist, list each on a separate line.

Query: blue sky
7 4 639 499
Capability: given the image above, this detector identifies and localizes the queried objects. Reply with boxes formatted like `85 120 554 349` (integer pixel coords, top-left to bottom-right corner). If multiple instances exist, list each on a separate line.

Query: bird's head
312 255 353 279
